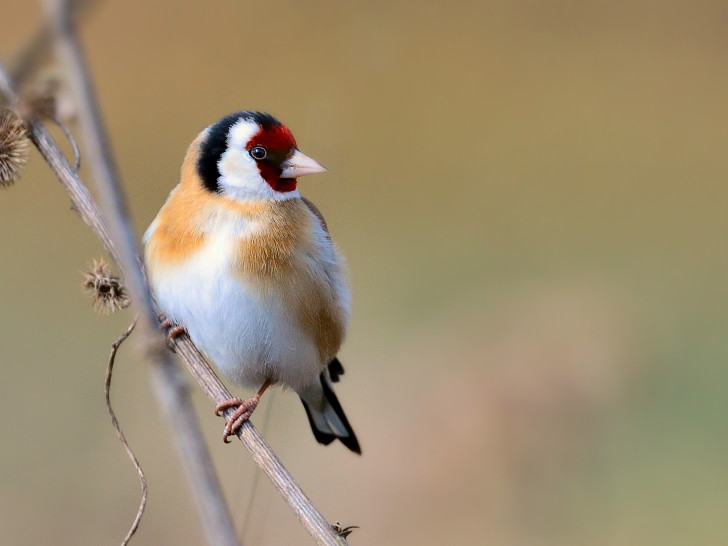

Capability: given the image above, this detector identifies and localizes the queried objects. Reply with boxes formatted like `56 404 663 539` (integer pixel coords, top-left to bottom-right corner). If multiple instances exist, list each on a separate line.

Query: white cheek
218 148 264 190
217 119 299 202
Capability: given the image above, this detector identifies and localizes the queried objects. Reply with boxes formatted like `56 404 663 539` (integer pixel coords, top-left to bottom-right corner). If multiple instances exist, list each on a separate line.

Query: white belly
151 233 325 392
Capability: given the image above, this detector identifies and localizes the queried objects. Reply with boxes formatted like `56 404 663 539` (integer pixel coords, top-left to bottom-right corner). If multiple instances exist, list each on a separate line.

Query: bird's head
195 111 326 201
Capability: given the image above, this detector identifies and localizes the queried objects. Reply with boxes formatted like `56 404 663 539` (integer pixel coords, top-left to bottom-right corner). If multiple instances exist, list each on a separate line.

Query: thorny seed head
82 259 130 314
0 108 30 187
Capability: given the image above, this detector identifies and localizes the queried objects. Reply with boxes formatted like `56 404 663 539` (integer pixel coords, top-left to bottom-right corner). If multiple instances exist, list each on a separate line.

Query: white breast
148 211 347 393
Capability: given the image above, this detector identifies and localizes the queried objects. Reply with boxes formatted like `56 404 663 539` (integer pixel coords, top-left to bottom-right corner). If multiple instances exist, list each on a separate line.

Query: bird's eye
249 146 267 160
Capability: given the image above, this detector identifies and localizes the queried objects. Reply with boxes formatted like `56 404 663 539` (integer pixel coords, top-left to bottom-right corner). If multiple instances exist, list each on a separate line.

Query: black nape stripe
196 111 282 193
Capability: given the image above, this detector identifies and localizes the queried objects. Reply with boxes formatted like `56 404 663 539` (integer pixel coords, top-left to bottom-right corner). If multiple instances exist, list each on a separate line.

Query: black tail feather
328 357 345 382
319 372 361 454
301 397 336 446
299 359 361 454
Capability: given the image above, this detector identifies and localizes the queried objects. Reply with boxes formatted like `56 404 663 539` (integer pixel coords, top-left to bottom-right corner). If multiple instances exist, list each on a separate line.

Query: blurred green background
2 1 728 544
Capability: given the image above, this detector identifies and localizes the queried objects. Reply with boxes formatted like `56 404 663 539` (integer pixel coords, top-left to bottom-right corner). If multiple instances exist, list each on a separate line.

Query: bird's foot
158 313 186 351
215 396 261 443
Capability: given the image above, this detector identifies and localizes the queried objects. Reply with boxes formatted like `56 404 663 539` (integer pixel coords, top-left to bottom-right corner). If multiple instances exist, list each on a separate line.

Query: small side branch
105 318 146 546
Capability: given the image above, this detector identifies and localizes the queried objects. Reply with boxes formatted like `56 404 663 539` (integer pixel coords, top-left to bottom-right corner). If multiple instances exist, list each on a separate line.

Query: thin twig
47 114 81 171
105 317 146 546
0 24 349 546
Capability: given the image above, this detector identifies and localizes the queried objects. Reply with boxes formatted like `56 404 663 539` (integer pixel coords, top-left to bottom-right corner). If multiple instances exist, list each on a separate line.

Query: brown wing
301 196 330 235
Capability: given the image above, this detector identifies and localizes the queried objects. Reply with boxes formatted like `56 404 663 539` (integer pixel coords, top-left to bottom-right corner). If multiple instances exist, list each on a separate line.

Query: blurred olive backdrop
3 1 728 545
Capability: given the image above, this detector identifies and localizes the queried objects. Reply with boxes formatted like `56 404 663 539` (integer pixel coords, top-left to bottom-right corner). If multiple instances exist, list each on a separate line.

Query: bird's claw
215 397 244 417
216 396 260 443
158 313 186 350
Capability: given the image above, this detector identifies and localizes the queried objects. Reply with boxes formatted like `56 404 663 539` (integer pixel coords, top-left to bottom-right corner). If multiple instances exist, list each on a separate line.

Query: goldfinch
144 112 360 453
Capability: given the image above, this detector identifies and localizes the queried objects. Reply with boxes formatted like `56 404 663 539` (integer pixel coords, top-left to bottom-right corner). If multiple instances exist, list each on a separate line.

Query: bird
143 111 360 453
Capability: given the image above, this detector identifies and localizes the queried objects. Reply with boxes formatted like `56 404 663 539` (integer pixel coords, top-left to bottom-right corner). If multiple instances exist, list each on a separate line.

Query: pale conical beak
280 149 327 178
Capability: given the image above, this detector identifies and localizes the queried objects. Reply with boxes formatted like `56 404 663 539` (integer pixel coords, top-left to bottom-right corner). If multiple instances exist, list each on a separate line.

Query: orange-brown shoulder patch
235 199 313 279
146 209 206 267
235 198 345 362
146 136 210 267
296 289 346 364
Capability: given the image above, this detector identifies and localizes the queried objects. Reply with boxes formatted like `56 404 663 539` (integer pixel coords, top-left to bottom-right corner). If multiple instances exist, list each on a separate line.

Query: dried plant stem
39 1 240 544
1 11 349 546
105 318 146 546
